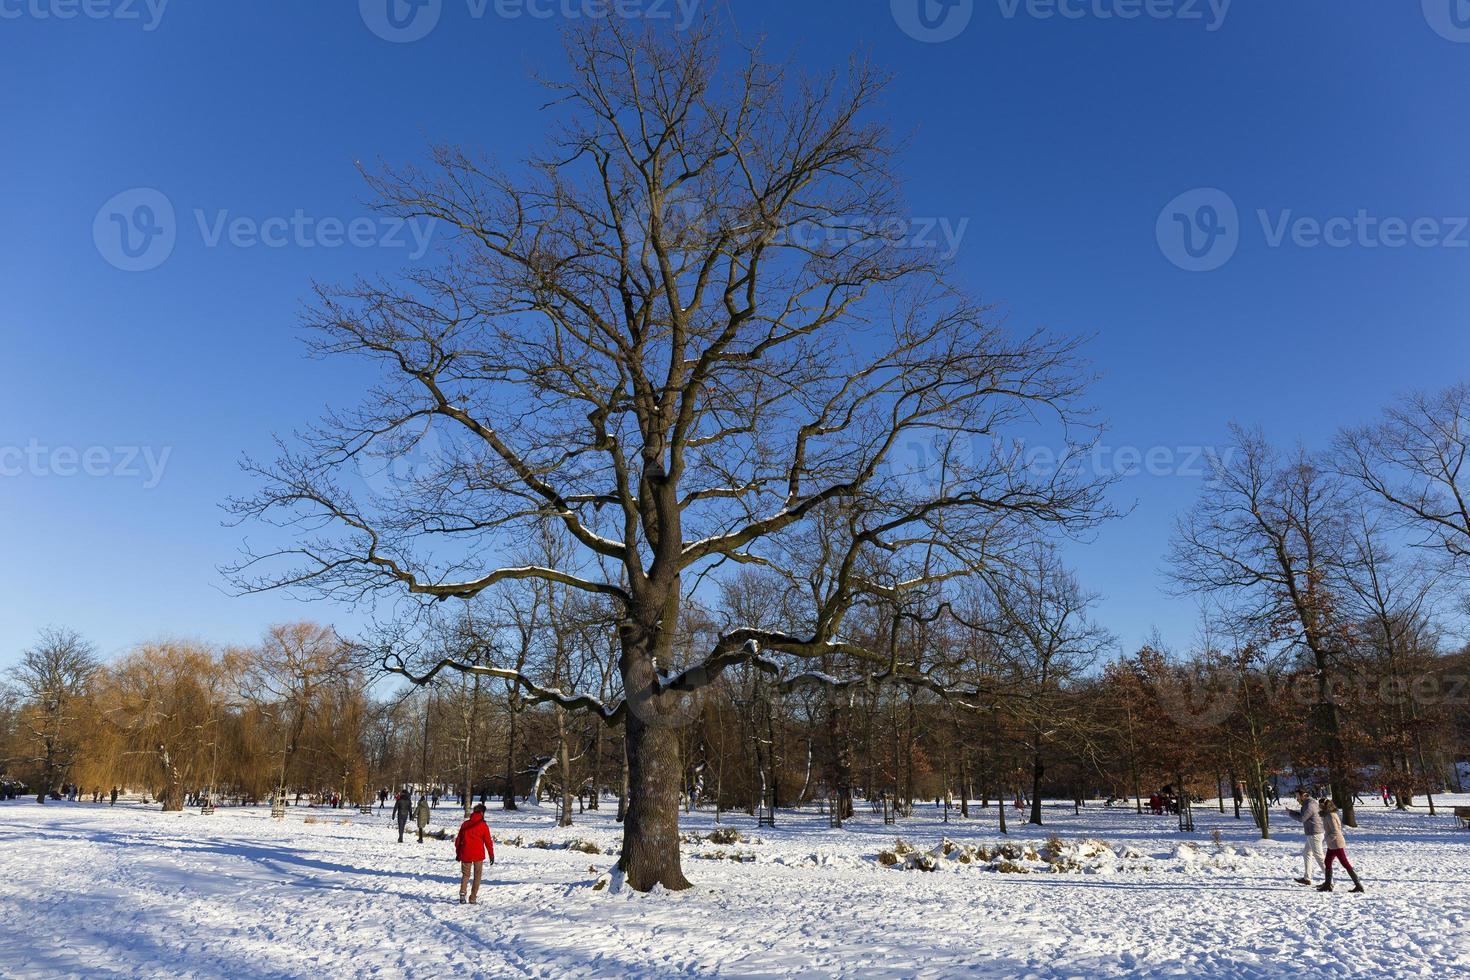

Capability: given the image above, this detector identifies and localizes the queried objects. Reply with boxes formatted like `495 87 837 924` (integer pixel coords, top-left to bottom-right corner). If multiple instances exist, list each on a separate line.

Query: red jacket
455 812 494 863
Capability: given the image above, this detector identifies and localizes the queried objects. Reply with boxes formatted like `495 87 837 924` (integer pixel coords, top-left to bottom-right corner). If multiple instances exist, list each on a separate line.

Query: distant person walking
454 803 495 905
416 795 431 843
1286 788 1327 886
392 791 412 843
1317 799 1365 893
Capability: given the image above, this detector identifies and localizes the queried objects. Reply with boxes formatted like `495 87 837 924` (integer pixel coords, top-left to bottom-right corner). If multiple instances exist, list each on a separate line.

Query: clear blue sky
3 1 1468 668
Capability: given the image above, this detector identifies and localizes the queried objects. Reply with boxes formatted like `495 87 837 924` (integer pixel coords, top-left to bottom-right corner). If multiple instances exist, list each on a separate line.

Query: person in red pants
454 803 495 905
1317 799 1364 893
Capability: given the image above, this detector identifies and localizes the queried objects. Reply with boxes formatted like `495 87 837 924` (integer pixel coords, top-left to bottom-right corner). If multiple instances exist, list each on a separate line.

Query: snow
2 796 1469 977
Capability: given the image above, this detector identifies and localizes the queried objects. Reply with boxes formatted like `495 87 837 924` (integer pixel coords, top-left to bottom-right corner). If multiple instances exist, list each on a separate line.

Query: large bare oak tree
231 19 1105 890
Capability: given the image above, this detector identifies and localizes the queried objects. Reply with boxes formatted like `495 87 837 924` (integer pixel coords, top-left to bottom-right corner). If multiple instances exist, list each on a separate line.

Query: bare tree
1338 383 1470 578
8 628 100 804
1338 509 1445 809
973 545 1110 825
1170 426 1360 824
230 20 1105 890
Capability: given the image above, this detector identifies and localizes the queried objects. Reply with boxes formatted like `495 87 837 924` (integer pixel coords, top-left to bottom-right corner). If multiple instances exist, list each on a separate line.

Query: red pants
1326 848 1354 874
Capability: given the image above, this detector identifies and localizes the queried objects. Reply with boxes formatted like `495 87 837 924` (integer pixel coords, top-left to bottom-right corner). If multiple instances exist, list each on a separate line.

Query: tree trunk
1312 648 1356 827
588 720 602 810
958 747 970 819
618 711 691 891
1028 734 1044 826
158 744 183 812
556 707 573 828
464 673 480 817
503 699 519 811
830 702 855 820
616 732 629 823
767 699 781 812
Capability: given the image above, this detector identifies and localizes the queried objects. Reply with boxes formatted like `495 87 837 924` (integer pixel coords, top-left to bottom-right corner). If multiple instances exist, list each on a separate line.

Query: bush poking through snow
876 837 1157 875
706 827 745 845
521 837 605 855
681 828 762 847
693 849 757 863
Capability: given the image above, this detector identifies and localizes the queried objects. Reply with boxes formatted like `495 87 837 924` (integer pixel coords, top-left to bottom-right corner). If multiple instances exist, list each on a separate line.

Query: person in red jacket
454 803 495 905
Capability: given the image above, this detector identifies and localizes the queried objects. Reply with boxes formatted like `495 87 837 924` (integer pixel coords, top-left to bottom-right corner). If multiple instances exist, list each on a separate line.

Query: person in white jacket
1285 788 1327 886
1316 799 1365 893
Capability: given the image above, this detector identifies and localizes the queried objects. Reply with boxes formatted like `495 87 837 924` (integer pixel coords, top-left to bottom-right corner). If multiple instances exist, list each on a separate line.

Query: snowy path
1 797 1467 978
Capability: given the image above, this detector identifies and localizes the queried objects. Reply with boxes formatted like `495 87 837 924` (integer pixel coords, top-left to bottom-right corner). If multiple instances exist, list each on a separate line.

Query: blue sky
2 0 1468 668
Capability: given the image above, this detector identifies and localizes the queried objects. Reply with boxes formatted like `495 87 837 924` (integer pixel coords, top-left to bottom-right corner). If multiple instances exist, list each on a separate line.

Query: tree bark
1314 664 1357 827
616 733 629 824
588 720 602 810
1028 734 1044 826
556 707 574 828
158 744 183 812
502 698 519 811
618 711 691 891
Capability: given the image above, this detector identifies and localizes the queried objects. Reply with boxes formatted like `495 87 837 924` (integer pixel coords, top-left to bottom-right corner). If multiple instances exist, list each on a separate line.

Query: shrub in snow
876 837 1157 875
694 849 757 863
523 837 604 854
905 852 939 872
706 827 745 845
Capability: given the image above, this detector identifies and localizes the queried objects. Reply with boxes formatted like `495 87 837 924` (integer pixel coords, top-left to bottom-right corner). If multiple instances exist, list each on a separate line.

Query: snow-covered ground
2 794 1468 978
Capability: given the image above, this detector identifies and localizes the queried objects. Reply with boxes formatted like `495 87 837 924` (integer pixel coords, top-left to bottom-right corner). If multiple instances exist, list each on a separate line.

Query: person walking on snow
416 794 431 843
392 791 412 843
454 803 495 905
1316 799 1365 893
1286 788 1327 886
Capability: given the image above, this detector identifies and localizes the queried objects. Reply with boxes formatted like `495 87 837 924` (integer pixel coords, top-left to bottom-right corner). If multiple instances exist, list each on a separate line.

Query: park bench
1454 806 1470 830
